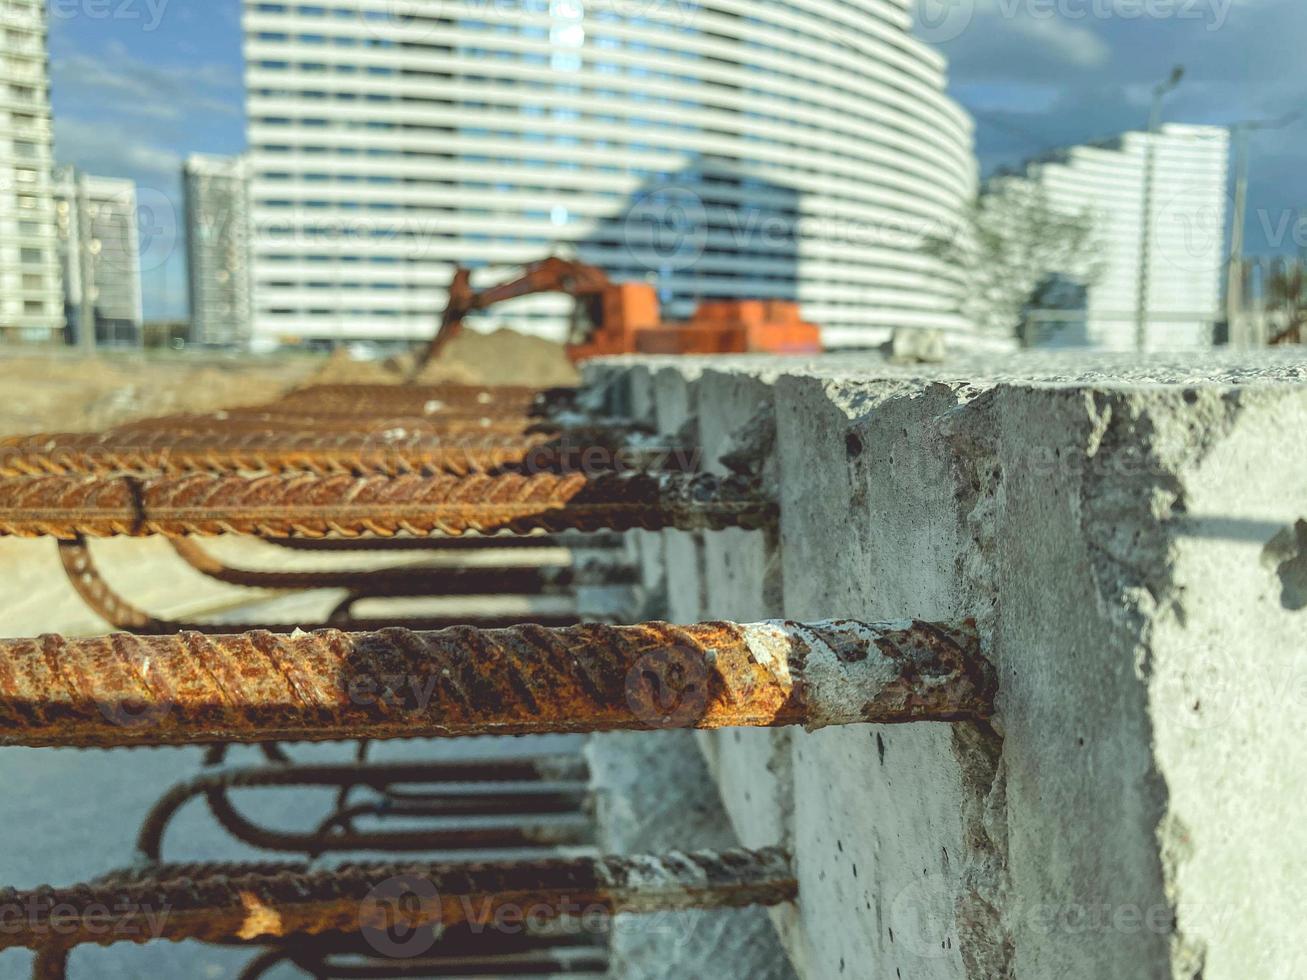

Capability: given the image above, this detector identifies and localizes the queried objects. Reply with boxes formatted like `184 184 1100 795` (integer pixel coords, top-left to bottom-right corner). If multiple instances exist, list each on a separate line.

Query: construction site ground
0 334 582 979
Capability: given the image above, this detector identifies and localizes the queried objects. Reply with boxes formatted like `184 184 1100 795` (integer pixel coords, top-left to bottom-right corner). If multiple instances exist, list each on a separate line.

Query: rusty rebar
0 428 681 478
0 620 992 749
108 413 553 437
271 383 568 415
231 931 608 980
138 756 593 861
58 536 583 635
167 537 634 595
264 532 624 552
0 471 772 539
0 847 795 953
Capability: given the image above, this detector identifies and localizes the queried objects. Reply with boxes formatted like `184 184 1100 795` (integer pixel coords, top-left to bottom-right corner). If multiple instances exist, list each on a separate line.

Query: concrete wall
584 350 1307 980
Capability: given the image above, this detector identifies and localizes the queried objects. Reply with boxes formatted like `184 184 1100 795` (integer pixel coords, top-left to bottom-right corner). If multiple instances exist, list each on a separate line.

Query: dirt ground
0 328 579 436
0 330 583 979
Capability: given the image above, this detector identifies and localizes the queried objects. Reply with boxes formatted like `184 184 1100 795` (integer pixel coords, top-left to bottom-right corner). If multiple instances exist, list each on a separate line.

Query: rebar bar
58 536 583 635
0 471 773 540
167 537 634 595
264 533 624 553
0 847 795 953
108 413 554 437
271 384 568 415
231 931 608 980
0 428 680 478
138 757 593 861
0 620 992 749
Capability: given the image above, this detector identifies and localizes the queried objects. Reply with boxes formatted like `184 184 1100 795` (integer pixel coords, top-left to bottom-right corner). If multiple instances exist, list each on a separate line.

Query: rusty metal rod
107 414 560 437
136 756 591 861
265 533 624 553
0 471 772 539
57 536 584 635
0 620 992 749
167 537 634 595
0 429 680 478
271 384 566 414
0 847 795 953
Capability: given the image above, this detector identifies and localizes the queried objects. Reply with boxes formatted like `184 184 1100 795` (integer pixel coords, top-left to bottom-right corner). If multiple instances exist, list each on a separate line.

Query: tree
1265 260 1305 345
925 177 1103 343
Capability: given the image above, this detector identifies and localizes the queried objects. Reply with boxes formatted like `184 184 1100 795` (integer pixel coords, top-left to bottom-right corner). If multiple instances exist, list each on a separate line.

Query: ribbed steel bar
0 433 596 478
138 757 593 860
0 847 795 953
0 471 773 539
167 537 634 595
0 429 679 478
270 383 568 415
232 931 608 980
237 944 609 980
109 413 551 437
58 536 582 635
265 533 624 553
0 620 993 749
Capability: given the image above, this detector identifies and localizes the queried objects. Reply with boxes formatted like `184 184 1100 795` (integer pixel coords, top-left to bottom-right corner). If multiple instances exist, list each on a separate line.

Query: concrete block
587 349 1307 980
586 731 797 980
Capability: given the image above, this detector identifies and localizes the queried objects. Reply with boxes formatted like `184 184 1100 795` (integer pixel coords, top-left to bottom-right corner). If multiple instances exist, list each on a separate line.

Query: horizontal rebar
0 847 795 952
264 532 624 553
57 536 586 635
0 471 772 539
0 428 687 478
0 620 992 749
109 413 554 437
167 537 634 595
271 384 567 415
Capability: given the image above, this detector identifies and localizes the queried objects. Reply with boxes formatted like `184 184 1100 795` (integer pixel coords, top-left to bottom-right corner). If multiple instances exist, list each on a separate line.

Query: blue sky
47 0 1306 319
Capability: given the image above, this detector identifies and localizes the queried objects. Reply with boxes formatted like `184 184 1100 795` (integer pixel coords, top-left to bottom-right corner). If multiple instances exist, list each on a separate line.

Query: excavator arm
410 258 612 379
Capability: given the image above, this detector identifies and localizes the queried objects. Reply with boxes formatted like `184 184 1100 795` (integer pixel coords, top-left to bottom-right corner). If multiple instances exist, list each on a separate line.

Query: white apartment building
1016 123 1230 351
184 153 254 346
241 0 976 349
53 167 144 346
0 0 62 342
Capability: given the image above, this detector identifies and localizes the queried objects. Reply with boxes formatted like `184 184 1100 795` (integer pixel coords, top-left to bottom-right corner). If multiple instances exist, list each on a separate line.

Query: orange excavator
411 257 821 377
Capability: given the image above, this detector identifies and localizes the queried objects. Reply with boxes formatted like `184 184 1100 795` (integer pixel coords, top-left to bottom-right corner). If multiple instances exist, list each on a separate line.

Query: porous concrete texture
586 732 797 980
584 349 1307 980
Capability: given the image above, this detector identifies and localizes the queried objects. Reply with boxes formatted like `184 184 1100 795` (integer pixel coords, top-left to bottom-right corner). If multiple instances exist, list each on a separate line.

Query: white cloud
53 115 181 180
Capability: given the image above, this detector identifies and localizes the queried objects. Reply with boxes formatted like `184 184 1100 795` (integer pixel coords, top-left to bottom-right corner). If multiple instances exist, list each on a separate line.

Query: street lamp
1134 65 1185 352
1226 111 1301 344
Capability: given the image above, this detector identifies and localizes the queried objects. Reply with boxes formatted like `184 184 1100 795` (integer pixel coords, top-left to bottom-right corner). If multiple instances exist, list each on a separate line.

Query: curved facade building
242 0 975 348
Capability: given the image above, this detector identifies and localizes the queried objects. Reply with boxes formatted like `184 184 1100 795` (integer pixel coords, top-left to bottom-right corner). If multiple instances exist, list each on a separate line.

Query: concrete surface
585 349 1307 980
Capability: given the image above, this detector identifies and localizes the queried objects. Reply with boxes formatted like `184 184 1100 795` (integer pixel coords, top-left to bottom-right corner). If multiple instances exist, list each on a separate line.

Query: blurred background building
184 153 254 347
0 0 64 343
1007 123 1230 350
53 165 144 347
240 0 977 350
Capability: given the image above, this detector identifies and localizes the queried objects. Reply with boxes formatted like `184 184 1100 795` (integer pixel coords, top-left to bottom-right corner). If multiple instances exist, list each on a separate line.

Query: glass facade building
242 0 976 348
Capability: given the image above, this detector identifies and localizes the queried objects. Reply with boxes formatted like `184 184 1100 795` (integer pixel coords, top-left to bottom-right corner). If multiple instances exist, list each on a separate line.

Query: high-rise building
184 153 253 347
53 166 144 346
1011 123 1230 350
0 0 62 342
241 0 976 349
